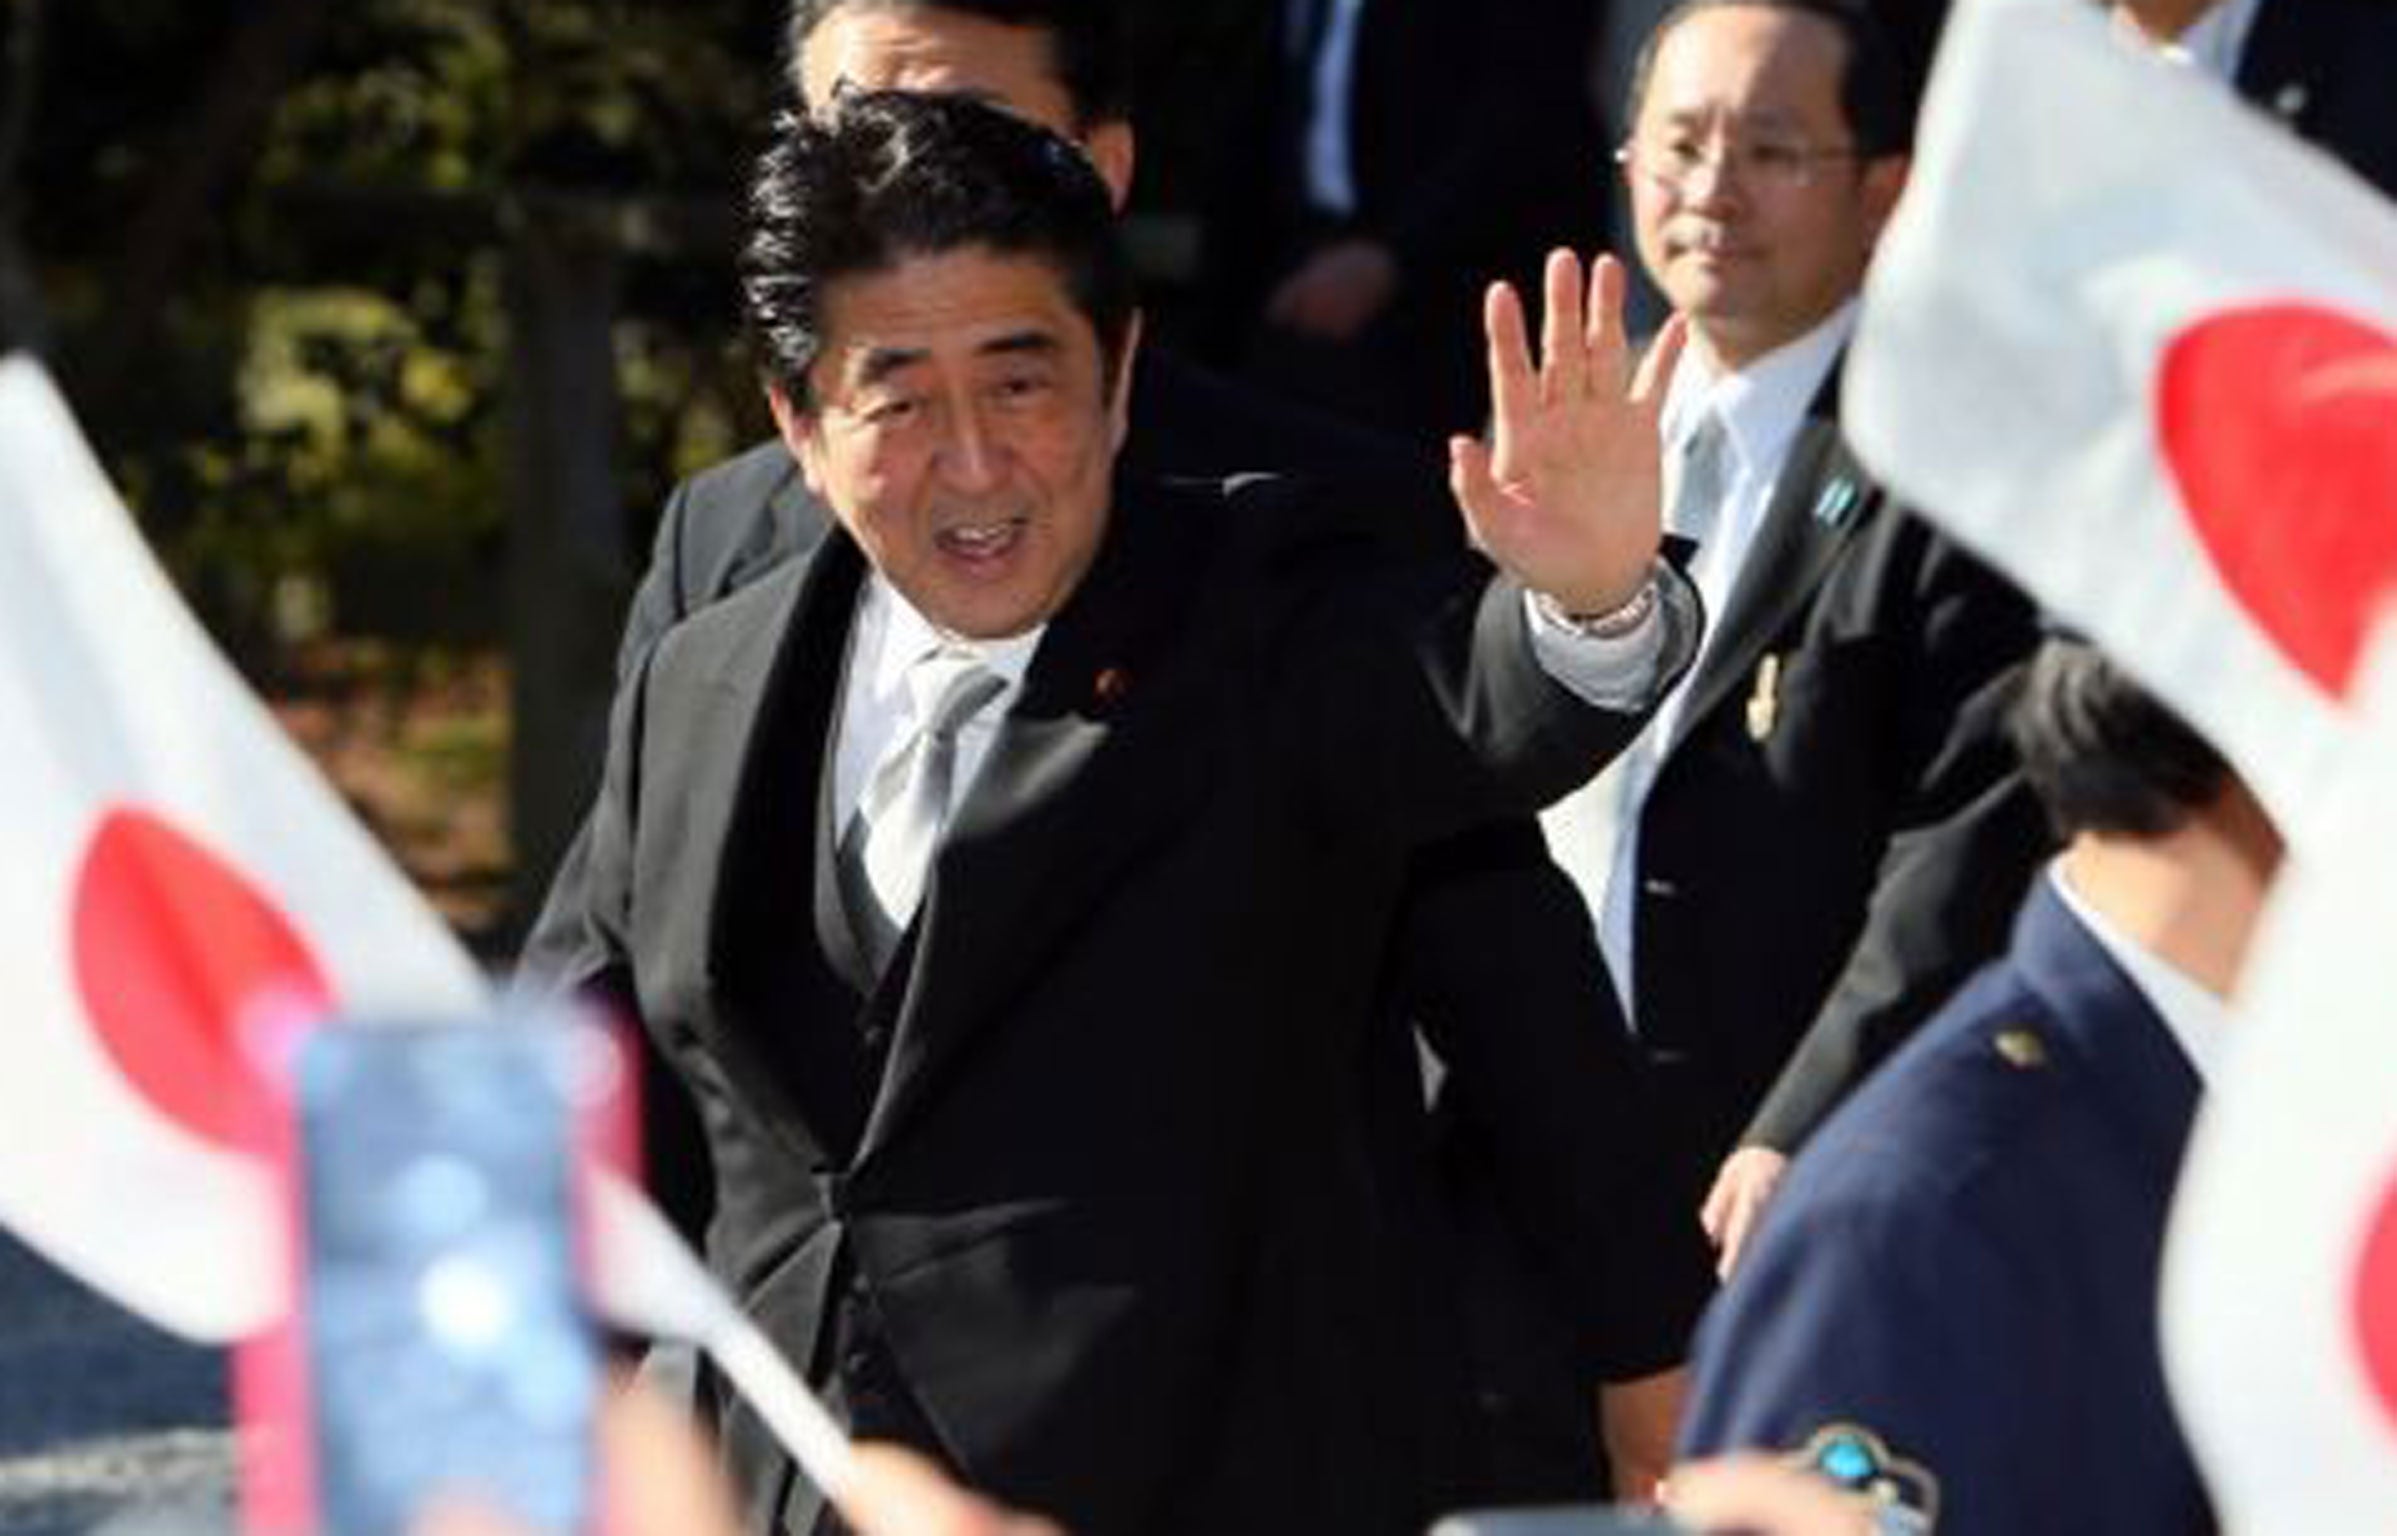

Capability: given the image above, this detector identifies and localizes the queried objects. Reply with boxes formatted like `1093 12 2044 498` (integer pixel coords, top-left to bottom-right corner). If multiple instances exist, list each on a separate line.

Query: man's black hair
2008 638 2232 840
782 0 1132 128
740 89 1137 410
1626 0 1913 158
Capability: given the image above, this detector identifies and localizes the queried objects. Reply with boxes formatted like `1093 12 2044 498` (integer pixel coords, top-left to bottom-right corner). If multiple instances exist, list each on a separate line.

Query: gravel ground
0 1234 233 1535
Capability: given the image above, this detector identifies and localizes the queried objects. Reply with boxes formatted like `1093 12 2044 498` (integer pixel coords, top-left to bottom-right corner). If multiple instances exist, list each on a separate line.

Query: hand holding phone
239 1011 628 1536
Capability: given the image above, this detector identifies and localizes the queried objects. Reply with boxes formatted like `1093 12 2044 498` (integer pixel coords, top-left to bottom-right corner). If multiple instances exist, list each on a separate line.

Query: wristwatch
1532 567 1661 640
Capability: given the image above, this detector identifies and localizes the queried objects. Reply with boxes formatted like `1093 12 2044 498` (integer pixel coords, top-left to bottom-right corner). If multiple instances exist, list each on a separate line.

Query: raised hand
1449 250 1686 616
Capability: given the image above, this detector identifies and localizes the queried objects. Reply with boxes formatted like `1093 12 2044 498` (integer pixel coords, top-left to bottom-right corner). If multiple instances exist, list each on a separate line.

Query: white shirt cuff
1523 564 1702 711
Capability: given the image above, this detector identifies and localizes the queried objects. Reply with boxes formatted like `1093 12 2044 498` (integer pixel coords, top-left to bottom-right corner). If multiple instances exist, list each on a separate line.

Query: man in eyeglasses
1539 0 2048 1274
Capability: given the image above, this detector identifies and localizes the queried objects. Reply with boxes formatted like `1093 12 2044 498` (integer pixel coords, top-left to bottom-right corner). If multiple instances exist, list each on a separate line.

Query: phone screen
290 1022 608 1536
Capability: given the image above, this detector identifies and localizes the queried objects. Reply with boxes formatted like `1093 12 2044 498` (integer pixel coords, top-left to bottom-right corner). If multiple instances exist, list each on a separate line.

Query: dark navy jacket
1679 876 2215 1536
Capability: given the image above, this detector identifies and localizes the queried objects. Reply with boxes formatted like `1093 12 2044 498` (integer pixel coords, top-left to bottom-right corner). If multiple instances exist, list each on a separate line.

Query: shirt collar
2046 860 2232 1085
862 577 1044 707
1665 301 1856 480
2159 0 2265 82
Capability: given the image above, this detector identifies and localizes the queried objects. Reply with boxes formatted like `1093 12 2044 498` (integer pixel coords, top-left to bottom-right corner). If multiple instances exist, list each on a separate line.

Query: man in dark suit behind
526 0 1711 1506
2113 0 2397 198
1546 0 2050 1269
1202 0 1611 443
544 90 1704 1536
1678 640 2277 1535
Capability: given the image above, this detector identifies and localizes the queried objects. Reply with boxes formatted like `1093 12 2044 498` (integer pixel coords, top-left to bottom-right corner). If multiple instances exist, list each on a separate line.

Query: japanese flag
0 354 487 1341
1844 0 2397 845
2162 610 2397 1531
0 357 858 1500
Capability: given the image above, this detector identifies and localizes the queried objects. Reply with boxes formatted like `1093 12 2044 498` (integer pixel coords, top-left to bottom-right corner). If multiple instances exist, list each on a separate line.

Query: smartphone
1430 1507 1695 1536
239 1010 629 1536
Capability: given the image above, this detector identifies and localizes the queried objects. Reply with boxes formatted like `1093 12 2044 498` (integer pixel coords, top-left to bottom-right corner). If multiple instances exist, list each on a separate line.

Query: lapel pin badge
1746 653 1782 743
2272 83 2309 122
1093 665 1132 707
1812 476 1860 529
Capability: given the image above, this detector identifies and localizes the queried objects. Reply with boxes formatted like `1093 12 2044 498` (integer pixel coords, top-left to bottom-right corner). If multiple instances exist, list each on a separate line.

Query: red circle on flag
2361 1164 2397 1432
70 807 331 1150
2156 302 2397 700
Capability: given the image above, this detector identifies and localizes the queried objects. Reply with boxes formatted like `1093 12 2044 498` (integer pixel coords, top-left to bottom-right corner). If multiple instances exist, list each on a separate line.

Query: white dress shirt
2047 859 2230 1085
2152 0 2266 83
833 579 1042 836
1540 302 1858 1022
835 557 1679 848
1302 0 1368 217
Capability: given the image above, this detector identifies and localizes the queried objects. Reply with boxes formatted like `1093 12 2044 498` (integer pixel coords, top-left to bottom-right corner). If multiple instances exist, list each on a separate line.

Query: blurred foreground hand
418 1386 1065 1536
1666 1454 1874 1536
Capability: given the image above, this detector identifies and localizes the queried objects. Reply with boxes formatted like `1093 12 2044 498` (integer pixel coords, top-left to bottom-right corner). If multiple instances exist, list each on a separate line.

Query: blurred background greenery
3 0 1266 953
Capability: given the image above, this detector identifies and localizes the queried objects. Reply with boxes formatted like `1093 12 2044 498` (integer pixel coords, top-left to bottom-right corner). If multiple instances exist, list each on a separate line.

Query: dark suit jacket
1680 878 2213 1536
546 472 1681 1536
2237 0 2397 199
523 341 1716 1508
1619 368 2049 1191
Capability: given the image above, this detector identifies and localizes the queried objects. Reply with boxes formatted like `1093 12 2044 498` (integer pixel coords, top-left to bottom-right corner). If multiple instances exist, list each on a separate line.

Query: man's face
1625 4 1905 369
798 7 1079 133
776 247 1132 639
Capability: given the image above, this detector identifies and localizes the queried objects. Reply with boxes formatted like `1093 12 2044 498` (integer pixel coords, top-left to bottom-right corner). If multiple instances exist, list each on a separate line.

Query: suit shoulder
1792 966 2088 1214
672 438 802 515
648 553 805 686
655 440 827 610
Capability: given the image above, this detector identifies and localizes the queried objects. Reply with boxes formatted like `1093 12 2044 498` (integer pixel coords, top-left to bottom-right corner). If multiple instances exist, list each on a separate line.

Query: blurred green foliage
8 0 1268 659
20 0 783 655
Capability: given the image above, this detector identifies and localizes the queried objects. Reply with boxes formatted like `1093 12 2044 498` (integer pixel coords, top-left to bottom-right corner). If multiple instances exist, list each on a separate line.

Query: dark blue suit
1678 877 2214 1536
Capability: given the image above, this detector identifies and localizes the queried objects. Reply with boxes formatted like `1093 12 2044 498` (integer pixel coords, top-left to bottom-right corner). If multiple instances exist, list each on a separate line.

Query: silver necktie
840 650 1005 973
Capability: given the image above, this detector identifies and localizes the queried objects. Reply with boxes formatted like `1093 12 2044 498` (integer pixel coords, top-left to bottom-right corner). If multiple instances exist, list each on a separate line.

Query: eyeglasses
1615 134 1867 193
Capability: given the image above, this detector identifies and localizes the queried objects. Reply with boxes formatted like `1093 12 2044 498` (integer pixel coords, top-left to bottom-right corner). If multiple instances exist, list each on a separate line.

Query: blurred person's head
1621 0 1908 370
784 0 1135 205
743 91 1138 640
2011 638 2241 842
2010 636 2282 993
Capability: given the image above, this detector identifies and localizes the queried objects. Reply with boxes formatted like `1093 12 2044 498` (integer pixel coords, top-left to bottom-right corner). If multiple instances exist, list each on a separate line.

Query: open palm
1449 251 1685 615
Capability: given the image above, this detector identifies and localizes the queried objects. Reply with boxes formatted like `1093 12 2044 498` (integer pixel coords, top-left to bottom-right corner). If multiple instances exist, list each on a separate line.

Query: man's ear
1108 311 1143 451
1861 153 1911 247
767 382 828 496
1082 120 1137 210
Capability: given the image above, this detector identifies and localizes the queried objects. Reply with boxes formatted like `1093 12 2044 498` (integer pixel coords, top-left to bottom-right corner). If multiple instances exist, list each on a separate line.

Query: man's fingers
1583 253 1629 380
1716 1197 1758 1280
1699 1170 1734 1246
1632 312 1691 412
1448 434 1504 551
1540 248 1586 403
1483 280 1535 436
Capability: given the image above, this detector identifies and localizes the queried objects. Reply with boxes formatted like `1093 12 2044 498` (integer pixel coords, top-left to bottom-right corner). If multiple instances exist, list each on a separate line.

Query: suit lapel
1664 401 1874 759
2013 881 2204 1187
2233 0 2323 135
858 480 1220 1160
814 689 881 997
692 534 872 1163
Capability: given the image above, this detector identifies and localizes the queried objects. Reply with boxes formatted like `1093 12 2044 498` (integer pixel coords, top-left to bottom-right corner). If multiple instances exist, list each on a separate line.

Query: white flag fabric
0 354 486 1340
1845 0 2397 844
0 355 854 1501
2162 610 2397 1532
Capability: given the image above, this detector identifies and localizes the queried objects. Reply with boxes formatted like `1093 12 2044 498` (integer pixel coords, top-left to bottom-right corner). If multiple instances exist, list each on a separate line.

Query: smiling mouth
935 516 1029 564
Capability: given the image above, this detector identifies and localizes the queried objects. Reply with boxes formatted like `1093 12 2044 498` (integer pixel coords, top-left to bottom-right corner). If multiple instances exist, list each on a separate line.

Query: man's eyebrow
853 345 931 389
980 330 1063 361
1656 105 1803 133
